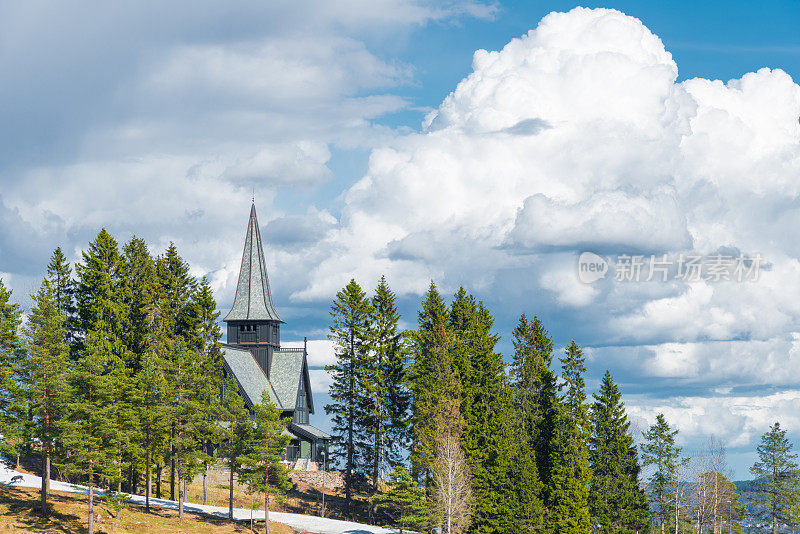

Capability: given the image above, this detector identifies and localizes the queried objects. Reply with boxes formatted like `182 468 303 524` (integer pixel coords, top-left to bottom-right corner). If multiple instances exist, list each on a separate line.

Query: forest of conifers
1 229 799 534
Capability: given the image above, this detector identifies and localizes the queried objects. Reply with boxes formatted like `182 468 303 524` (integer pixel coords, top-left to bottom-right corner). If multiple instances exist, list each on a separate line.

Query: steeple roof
224 204 283 322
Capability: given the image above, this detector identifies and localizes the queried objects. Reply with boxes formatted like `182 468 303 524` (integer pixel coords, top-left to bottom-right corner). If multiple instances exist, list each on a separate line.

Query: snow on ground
0 465 395 534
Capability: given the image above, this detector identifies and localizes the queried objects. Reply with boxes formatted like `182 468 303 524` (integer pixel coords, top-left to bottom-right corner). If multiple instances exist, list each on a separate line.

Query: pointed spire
224 204 284 322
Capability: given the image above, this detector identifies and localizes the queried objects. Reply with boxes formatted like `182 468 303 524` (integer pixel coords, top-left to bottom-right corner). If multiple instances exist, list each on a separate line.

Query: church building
221 203 330 469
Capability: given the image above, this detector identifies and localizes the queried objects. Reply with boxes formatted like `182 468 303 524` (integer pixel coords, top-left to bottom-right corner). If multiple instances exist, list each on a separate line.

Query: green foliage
372 465 430 534
457 297 513 534
325 279 373 509
589 371 649 533
641 413 681 531
0 278 24 459
361 276 409 490
409 281 454 483
60 328 117 488
19 281 71 506
238 390 292 528
750 422 800 532
507 314 546 533
546 341 591 534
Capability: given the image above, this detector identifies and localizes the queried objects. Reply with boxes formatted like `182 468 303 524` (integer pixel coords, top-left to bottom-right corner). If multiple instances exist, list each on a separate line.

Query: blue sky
2 1 800 478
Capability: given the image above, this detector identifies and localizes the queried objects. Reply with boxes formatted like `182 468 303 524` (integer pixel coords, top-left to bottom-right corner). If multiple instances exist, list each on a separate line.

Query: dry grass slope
0 486 296 534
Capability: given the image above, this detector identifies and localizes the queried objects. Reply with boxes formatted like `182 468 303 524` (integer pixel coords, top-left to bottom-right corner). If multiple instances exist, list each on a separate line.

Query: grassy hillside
0 485 296 534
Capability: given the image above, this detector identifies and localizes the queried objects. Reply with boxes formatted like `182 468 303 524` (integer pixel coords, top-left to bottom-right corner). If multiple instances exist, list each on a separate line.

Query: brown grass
0 485 296 534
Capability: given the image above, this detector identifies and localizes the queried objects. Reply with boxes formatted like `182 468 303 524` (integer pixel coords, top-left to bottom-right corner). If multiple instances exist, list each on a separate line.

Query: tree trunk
117 479 122 520
88 481 94 534
229 458 235 520
265 490 270 534
170 441 176 501
156 463 162 499
145 451 152 512
203 466 208 505
178 470 184 520
41 452 50 512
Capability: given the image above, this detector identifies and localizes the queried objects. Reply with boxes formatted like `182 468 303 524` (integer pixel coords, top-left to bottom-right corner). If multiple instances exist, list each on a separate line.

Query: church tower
223 203 283 375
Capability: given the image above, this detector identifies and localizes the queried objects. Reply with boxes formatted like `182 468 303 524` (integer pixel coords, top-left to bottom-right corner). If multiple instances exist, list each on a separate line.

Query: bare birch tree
432 426 472 534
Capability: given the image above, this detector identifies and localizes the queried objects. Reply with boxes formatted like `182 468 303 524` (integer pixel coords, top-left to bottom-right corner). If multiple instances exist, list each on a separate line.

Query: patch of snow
0 465 395 534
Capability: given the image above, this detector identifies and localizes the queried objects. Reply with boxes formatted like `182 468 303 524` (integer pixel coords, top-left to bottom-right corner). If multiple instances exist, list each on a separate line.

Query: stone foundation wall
289 470 344 491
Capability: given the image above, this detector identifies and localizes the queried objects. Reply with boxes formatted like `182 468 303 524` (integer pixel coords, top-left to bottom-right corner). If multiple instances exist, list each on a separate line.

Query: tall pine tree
459 298 512 534
546 340 591 533
325 279 372 513
508 314 546 533
641 413 681 534
362 277 408 493
0 278 23 462
20 281 70 512
750 422 800 534
409 282 454 485
589 371 649 533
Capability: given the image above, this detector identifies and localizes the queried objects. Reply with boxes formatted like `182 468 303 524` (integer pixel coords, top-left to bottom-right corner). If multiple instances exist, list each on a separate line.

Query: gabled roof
289 422 332 441
221 345 282 409
269 348 311 412
224 204 283 322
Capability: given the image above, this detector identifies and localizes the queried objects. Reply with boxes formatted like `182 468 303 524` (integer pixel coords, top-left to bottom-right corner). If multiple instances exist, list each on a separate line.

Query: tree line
0 231 289 534
325 278 800 534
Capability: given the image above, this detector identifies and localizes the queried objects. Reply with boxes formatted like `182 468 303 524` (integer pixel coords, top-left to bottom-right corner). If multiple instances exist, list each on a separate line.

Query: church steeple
224 203 283 323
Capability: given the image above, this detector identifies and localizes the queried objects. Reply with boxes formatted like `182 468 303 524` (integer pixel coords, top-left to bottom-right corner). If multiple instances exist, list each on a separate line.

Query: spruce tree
121 237 158 370
641 413 681 534
459 299 512 534
45 247 75 342
74 229 126 354
508 314 546 533
325 279 372 513
372 465 430 534
409 282 454 484
0 278 23 461
546 340 591 533
589 371 649 533
238 391 292 534
20 281 70 512
363 276 408 494
750 422 800 534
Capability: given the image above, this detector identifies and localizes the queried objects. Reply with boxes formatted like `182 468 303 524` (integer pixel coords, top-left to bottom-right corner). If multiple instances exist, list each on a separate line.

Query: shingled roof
224 203 283 322
221 345 282 409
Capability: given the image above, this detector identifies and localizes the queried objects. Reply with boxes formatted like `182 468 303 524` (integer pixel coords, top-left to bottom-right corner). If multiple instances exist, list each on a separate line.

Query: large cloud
292 7 800 472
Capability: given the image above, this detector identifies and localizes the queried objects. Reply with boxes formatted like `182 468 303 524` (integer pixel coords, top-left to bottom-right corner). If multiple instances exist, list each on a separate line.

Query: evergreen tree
589 371 649 533
363 276 408 494
137 339 169 511
0 278 23 461
325 279 372 513
409 282 454 484
20 281 71 512
546 340 591 533
61 329 116 534
372 465 430 534
219 374 255 520
74 229 126 353
167 338 218 520
238 391 291 534
507 314 546 533
121 237 158 370
458 298 513 534
156 243 200 499
157 243 200 348
641 413 681 534
45 247 75 339
750 422 800 534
